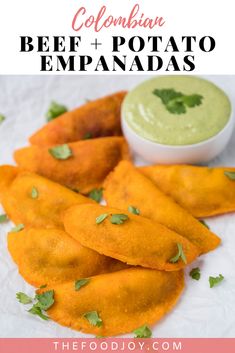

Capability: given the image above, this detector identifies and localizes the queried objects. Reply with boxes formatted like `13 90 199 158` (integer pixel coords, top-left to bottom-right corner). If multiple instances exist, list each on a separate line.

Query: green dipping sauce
123 76 231 145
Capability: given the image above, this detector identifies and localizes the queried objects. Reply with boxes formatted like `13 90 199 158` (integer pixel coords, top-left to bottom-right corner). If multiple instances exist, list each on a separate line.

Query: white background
0 75 235 338
0 0 234 74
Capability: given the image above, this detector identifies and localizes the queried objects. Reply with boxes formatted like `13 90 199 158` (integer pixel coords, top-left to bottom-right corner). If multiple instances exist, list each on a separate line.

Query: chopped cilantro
128 206 140 215
49 144 73 160
16 292 33 304
0 114 5 123
96 213 108 224
0 214 8 223
31 187 38 199
35 290 54 310
224 171 235 180
28 305 49 321
170 243 187 264
209 274 224 288
75 278 90 291
110 214 129 225
190 267 201 281
16 289 54 321
89 188 103 203
11 224 24 232
83 311 102 327
133 325 152 338
46 101 67 122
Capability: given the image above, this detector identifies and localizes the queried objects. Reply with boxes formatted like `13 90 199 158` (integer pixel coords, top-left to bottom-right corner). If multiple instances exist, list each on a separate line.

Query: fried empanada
0 165 93 228
140 164 235 218
14 137 131 194
103 161 221 254
43 268 184 336
64 204 199 271
30 91 126 147
0 165 19 202
8 228 126 287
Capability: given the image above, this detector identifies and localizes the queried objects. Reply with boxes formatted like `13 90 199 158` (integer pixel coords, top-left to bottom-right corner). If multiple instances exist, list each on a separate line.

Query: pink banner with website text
0 338 235 353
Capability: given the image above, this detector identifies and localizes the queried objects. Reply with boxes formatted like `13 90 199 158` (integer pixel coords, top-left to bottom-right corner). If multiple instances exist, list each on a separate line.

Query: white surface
0 75 235 338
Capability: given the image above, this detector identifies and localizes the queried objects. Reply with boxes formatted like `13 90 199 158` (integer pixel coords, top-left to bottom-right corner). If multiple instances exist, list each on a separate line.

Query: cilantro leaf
11 224 24 232
209 274 224 288
133 325 152 338
128 206 140 215
83 311 102 327
170 243 187 264
35 290 54 310
46 101 68 122
166 99 186 114
96 213 108 224
31 187 38 199
28 305 49 321
182 94 203 107
89 188 103 203
0 114 6 124
49 144 73 160
224 171 235 180
110 214 129 225
17 288 54 321
190 267 201 281
200 220 210 229
39 284 47 289
0 214 8 223
153 89 183 105
75 278 90 291
83 132 92 140
16 292 33 304
153 88 203 115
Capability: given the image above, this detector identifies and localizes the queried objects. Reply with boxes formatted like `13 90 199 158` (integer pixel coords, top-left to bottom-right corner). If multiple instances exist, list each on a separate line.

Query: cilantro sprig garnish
49 144 73 160
16 289 54 321
83 311 103 327
89 188 103 203
224 171 235 180
75 278 90 291
11 224 24 232
209 274 224 288
0 114 6 124
46 101 68 122
133 325 152 338
128 205 140 215
153 88 203 115
96 213 109 224
31 187 39 199
110 214 129 225
170 243 187 264
96 213 129 225
190 267 201 281
16 292 33 304
0 214 8 223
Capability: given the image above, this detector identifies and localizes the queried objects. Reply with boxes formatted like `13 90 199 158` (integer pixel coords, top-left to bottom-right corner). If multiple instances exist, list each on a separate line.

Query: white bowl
121 108 234 165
